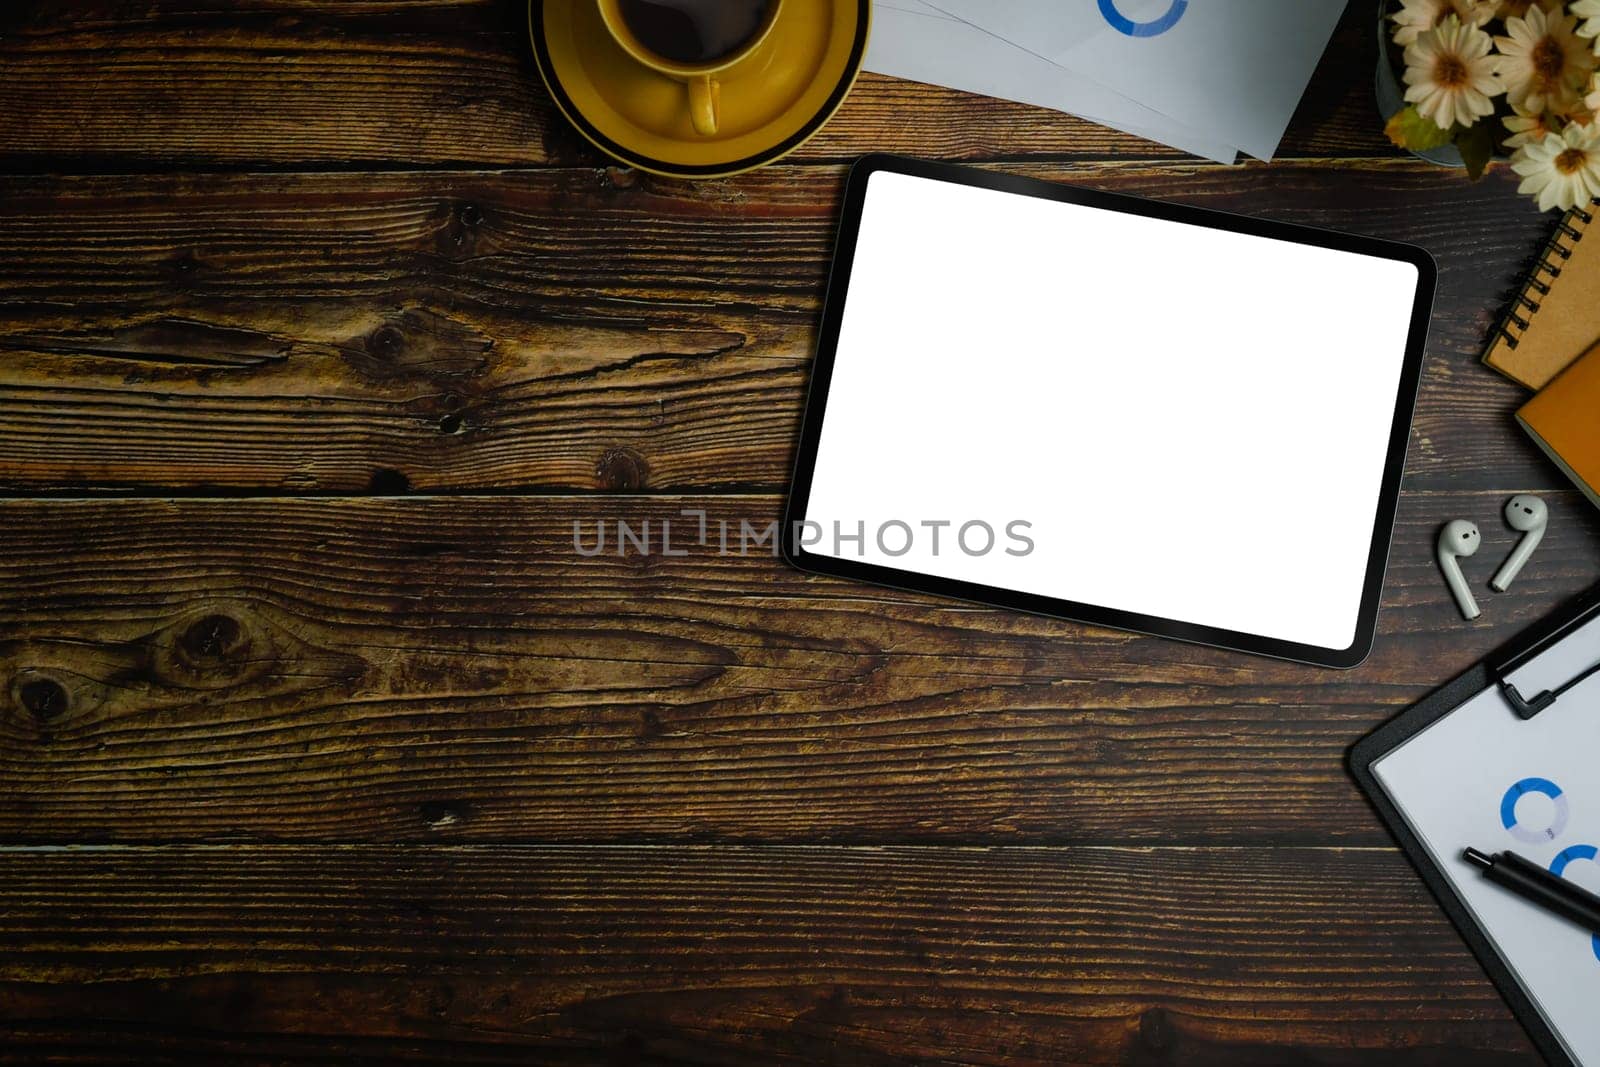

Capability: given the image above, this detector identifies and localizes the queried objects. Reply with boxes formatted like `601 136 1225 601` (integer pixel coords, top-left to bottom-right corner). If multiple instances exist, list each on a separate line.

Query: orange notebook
1518 341 1600 508
1484 198 1600 390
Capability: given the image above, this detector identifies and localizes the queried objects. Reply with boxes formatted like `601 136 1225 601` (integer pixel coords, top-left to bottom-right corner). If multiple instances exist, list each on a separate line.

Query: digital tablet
782 155 1436 667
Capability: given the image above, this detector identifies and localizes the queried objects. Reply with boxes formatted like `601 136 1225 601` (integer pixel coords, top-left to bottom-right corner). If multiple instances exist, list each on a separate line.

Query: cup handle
688 75 720 136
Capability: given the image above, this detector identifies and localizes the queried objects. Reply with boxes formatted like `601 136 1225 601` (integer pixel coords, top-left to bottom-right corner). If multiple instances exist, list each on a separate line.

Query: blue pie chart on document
1097 0 1188 38
1548 844 1600 963
1500 777 1570 844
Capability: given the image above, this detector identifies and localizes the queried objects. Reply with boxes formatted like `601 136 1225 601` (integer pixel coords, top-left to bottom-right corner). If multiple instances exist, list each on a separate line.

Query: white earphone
1436 495 1549 619
1491 494 1548 592
1437 519 1482 620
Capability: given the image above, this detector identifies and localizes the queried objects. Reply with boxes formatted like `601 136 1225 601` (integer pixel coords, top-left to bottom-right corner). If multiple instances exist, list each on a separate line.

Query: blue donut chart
1097 0 1188 37
1500 777 1569 844
1549 845 1600 963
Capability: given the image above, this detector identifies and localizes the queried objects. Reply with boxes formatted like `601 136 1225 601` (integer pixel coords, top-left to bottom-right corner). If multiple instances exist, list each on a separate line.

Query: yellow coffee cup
595 0 784 136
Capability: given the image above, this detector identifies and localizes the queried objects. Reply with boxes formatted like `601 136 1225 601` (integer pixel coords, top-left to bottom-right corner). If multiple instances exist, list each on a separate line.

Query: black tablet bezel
782 154 1438 668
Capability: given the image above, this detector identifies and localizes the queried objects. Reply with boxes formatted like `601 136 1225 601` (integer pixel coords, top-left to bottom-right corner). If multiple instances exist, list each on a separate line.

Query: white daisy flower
1504 111 1561 148
1571 0 1600 40
1505 97 1596 150
1391 0 1496 45
1512 122 1600 210
1495 6 1597 115
1404 16 1503 129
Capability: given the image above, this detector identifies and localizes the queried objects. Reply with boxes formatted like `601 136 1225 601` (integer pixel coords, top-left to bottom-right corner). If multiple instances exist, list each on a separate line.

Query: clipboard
1351 583 1600 1067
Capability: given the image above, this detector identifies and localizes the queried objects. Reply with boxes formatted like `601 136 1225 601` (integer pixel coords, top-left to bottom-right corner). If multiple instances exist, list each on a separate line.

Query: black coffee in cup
618 0 774 65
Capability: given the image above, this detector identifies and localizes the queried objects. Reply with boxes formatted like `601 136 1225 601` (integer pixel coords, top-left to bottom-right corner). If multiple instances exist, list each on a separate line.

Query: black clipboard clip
1490 586 1600 719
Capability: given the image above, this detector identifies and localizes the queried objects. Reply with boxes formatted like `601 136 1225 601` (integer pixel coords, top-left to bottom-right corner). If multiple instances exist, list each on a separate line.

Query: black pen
1464 847 1600 936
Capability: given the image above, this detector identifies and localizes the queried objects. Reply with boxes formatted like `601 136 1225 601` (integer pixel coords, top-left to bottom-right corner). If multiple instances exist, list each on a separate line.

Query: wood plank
0 0 1393 170
2 491 1596 845
0 844 1538 1064
0 161 1562 493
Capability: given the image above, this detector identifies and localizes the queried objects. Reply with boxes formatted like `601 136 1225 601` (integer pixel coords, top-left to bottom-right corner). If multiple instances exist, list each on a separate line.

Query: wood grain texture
0 845 1540 1064
0 0 1391 170
0 161 1562 493
3 492 1596 845
1 2 1588 1061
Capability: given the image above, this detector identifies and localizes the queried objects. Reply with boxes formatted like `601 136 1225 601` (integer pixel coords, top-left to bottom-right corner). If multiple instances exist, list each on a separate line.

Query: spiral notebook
1484 198 1600 390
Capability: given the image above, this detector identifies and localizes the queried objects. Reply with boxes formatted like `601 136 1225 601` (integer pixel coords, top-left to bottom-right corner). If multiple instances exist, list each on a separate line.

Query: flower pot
1374 0 1469 166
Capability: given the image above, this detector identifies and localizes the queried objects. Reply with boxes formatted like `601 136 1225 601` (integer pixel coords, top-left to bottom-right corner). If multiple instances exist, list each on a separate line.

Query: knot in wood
366 325 406 361
18 677 69 722
369 468 412 494
457 202 483 228
167 251 203 290
419 800 470 831
596 447 650 490
179 613 246 663
1138 1006 1174 1052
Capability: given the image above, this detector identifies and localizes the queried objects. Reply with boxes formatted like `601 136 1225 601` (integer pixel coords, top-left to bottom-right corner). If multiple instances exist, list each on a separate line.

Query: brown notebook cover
1484 198 1600 390
1517 341 1600 509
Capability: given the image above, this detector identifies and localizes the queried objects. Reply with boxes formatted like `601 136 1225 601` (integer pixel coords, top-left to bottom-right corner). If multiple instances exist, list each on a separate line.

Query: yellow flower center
1533 38 1567 84
1555 147 1590 175
1434 53 1469 89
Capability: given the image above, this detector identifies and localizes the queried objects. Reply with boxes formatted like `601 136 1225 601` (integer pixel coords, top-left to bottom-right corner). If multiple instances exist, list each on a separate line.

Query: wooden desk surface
3 3 1599 1063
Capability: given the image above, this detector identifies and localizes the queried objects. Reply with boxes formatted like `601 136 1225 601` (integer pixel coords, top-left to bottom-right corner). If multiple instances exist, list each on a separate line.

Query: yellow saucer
530 0 870 179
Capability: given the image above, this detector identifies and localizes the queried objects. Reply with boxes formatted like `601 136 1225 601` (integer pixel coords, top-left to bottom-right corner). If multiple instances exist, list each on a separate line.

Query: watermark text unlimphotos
573 511 1034 558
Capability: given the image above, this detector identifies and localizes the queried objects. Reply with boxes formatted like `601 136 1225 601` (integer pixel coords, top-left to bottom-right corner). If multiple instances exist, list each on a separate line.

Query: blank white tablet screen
803 170 1420 652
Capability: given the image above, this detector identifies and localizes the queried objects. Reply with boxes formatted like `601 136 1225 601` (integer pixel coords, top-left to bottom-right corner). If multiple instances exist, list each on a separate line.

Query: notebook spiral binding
1496 197 1600 349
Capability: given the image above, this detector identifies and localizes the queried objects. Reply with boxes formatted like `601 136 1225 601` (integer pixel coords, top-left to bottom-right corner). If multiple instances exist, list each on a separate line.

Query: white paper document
867 1 1238 164
1374 616 1600 1066
909 0 1345 161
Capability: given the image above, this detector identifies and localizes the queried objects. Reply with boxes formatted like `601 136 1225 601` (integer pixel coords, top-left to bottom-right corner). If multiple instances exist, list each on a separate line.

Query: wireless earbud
1437 519 1482 620
1491 494 1548 592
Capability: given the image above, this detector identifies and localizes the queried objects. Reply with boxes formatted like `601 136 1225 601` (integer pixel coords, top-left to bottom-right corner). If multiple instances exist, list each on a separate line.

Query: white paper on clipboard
1373 613 1600 1066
